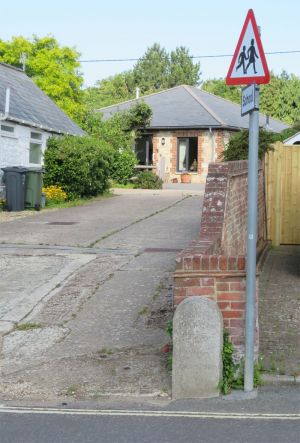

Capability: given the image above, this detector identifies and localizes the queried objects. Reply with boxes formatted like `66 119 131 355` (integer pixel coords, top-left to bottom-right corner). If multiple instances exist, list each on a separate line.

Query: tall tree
169 46 201 87
0 35 84 122
132 43 170 93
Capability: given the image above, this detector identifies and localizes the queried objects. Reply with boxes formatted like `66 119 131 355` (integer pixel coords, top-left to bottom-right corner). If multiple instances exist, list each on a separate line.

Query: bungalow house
98 85 289 183
0 62 84 183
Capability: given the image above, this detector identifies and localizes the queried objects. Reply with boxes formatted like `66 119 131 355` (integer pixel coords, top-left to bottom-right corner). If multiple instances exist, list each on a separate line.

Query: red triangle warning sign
226 9 270 85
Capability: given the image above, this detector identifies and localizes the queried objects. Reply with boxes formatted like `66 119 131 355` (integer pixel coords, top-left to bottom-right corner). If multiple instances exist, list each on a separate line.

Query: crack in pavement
87 195 191 248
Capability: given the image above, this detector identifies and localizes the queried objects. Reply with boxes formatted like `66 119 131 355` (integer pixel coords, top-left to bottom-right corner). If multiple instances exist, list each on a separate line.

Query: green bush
134 171 163 189
110 148 137 184
222 129 275 161
44 136 114 199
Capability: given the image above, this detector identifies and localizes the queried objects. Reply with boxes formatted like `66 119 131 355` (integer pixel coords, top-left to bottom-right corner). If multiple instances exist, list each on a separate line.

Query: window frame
0 122 16 138
176 137 198 173
29 131 43 164
135 134 153 166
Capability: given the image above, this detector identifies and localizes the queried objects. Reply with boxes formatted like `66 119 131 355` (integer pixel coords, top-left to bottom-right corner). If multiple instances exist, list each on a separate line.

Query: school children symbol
226 9 270 85
236 40 259 74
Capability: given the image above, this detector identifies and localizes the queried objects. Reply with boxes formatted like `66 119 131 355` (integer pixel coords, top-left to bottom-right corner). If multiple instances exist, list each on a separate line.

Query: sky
1 0 300 88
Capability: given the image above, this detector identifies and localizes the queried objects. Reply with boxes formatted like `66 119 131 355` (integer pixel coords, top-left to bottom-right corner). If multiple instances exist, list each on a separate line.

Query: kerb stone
172 296 223 399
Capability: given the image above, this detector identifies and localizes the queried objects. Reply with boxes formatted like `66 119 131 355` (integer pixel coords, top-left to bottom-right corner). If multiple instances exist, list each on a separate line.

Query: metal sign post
244 86 259 392
226 9 270 392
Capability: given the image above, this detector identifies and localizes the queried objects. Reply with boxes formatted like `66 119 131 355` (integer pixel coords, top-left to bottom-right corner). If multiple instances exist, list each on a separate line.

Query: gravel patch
0 210 39 223
0 208 60 224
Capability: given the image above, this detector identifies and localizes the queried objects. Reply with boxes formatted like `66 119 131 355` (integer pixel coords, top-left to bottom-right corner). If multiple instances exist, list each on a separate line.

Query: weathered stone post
172 296 223 399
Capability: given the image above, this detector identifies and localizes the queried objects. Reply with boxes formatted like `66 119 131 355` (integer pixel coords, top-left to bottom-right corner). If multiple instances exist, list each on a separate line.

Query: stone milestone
172 296 223 399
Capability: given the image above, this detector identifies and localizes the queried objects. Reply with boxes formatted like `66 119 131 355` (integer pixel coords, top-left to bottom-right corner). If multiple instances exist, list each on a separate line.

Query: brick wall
174 160 267 358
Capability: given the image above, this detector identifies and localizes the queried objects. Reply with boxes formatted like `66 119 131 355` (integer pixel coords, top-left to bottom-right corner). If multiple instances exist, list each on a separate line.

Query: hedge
44 136 114 199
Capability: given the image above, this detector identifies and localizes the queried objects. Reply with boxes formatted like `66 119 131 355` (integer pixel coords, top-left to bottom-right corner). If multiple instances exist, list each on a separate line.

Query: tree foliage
133 43 170 93
82 102 152 184
202 72 300 125
202 78 241 104
0 35 84 122
169 46 201 88
83 43 201 109
83 102 152 146
83 72 135 110
260 72 300 124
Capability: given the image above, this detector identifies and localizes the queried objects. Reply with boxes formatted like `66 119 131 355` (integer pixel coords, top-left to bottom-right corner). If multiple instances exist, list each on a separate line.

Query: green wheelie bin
24 167 44 210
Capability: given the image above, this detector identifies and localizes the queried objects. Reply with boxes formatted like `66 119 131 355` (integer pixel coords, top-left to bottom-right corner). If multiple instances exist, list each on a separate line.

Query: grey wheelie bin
1 166 27 211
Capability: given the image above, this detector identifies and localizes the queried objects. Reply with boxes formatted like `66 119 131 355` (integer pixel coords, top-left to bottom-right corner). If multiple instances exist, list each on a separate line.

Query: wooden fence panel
265 142 300 245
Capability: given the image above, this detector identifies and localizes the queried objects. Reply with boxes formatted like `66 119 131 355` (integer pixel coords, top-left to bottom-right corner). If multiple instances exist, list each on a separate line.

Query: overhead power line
79 50 300 63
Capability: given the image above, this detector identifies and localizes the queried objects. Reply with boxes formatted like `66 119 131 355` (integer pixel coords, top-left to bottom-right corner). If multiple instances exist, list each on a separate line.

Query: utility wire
79 50 300 63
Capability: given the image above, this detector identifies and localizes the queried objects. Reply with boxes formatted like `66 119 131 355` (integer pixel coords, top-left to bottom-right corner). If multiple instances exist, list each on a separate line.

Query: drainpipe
209 127 215 162
0 87 10 121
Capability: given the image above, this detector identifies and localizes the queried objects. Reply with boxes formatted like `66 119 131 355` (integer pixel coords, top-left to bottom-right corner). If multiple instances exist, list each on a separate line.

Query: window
135 135 153 166
29 131 43 164
1 123 15 135
30 132 42 141
177 137 198 172
29 143 42 164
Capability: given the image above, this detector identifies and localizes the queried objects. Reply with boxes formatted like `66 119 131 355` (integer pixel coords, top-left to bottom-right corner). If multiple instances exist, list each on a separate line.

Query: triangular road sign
226 9 270 85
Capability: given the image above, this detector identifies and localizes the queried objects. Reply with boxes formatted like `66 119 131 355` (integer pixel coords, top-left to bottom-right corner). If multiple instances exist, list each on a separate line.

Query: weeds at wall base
221 331 263 394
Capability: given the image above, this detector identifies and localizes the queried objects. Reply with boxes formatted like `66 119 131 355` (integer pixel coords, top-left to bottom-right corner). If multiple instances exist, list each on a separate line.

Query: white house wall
0 123 51 182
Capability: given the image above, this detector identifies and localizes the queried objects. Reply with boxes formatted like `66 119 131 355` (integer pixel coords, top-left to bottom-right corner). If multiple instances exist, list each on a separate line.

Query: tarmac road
1 385 300 443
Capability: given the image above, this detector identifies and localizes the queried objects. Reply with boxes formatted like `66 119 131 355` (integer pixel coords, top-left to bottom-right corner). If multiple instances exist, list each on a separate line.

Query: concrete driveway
0 188 203 403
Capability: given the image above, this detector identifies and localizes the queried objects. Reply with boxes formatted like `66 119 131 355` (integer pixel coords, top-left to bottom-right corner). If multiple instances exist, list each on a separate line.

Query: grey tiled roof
98 84 289 133
0 63 85 135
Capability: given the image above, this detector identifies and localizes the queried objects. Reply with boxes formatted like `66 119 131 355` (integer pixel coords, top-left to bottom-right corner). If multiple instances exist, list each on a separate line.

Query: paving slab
259 245 300 375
